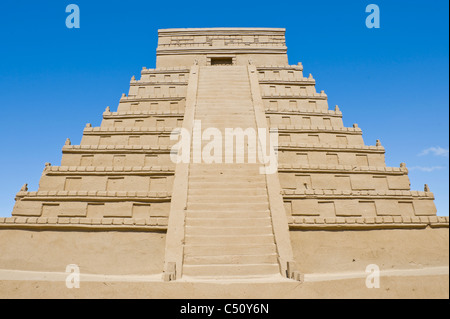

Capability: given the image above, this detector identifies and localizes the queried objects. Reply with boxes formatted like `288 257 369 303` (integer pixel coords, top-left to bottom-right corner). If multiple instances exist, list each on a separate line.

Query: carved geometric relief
359 201 377 217
335 200 361 217
292 199 319 216
375 200 401 216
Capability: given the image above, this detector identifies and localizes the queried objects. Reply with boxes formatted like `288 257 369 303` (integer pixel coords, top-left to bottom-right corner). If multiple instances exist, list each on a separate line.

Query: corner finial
65 138 71 146
131 75 136 81
353 123 358 128
85 123 92 128
45 162 51 168
20 183 28 192
424 184 430 192
400 162 407 169
105 106 110 112
334 105 340 112
308 73 313 79
376 139 382 146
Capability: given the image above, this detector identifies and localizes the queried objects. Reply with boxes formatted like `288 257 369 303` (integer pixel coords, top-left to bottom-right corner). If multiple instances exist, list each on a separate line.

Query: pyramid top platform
156 27 288 67
158 27 286 33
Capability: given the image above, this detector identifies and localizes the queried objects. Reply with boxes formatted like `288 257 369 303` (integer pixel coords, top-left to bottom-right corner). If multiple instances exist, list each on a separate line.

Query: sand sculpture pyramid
6 28 442 281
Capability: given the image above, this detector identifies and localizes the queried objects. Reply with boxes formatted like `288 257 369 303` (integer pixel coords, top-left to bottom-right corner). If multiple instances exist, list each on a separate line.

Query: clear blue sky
0 0 448 216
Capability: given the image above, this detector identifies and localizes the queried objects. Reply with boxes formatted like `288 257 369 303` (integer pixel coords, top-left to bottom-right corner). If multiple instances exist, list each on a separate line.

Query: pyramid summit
0 27 448 298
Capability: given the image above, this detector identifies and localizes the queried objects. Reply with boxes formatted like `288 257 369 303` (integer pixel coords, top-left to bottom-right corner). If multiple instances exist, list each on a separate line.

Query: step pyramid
8 28 438 282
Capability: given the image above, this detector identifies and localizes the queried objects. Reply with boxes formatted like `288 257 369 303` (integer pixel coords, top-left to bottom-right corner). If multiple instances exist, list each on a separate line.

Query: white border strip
304 266 449 282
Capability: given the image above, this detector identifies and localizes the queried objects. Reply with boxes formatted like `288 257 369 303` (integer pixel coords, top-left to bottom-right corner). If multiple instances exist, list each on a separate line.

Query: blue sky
0 0 448 216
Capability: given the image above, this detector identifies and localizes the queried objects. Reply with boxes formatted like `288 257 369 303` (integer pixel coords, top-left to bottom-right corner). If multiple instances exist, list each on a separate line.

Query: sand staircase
181 66 281 279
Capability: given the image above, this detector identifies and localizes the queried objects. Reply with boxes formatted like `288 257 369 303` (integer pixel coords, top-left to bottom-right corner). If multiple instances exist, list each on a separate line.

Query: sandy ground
0 227 448 298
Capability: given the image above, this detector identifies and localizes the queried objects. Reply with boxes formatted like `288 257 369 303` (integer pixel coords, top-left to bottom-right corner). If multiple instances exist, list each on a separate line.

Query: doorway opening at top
210 57 233 65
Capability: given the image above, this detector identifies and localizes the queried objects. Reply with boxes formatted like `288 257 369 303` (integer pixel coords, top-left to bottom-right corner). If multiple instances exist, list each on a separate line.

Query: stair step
192 121 255 124
186 217 272 227
188 181 267 188
187 194 268 204
189 176 265 182
187 202 269 211
189 173 262 178
195 113 255 116
195 104 253 107
195 109 253 112
197 96 251 98
199 77 247 79
197 93 250 95
184 243 277 256
190 167 262 173
197 96 251 99
190 154 259 160
189 158 260 163
185 225 273 236
190 163 262 170
195 114 255 116
185 234 274 245
196 96 250 98
197 97 251 99
198 80 248 82
198 78 248 79
184 254 278 265
183 263 280 277
197 89 250 92
196 101 250 103
193 118 255 122
189 178 266 182
188 188 267 196
186 210 270 219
